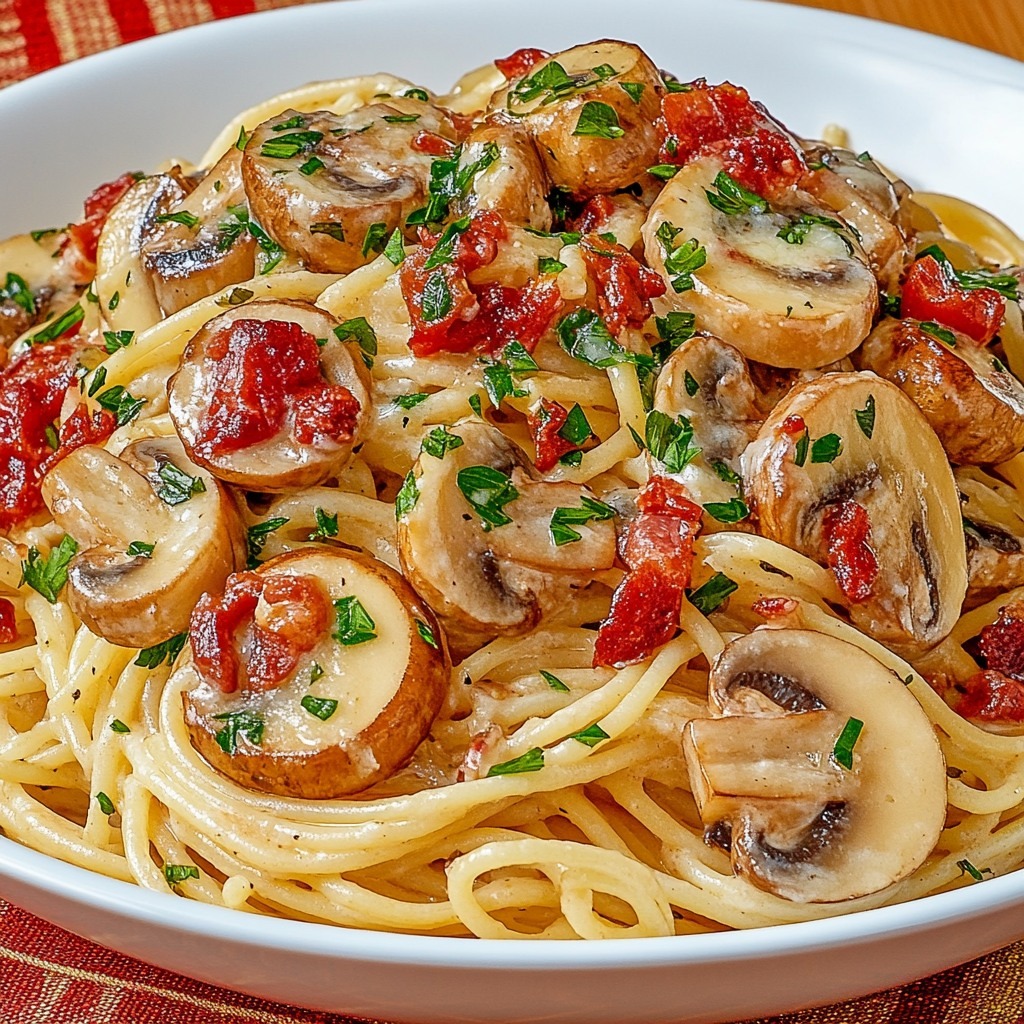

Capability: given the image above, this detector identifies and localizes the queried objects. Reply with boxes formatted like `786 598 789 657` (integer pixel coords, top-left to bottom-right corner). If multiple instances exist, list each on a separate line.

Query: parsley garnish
652 311 696 364
383 229 406 265
30 303 83 344
569 724 610 747
310 222 345 241
810 433 843 464
332 596 377 646
393 392 429 410
645 411 701 473
394 471 419 519
956 858 992 882
559 404 594 446
103 330 134 353
1 272 35 315
406 143 499 227
421 425 464 459
20 536 77 603
155 210 200 229
96 385 145 426
855 395 876 439
299 156 324 176
421 271 454 322
402 87 430 101
164 864 200 886
468 393 483 417
538 256 566 275
880 292 901 318
487 747 545 777
619 81 645 103
415 618 438 648
549 496 616 546
259 130 323 160
688 572 738 615
95 792 115 815
705 172 768 216
110 719 131 734
541 670 570 693
457 465 519 529
647 164 679 181
310 506 339 540
235 125 249 150
778 213 856 253
155 462 207 505
126 541 155 558
424 216 471 270
483 363 527 408
702 498 750 524
573 101 625 139
246 517 289 568
362 222 388 257
832 717 864 770
655 223 706 293
794 429 810 467
301 694 338 720
711 460 742 486
213 710 265 754
683 370 700 397
917 244 1020 301
919 320 957 346
309 662 324 683
215 286 254 307
334 317 377 367
134 633 187 669
556 308 654 370
272 115 306 131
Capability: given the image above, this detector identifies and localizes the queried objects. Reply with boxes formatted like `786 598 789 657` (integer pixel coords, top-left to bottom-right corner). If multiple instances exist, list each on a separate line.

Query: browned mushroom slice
452 114 552 231
642 156 877 369
958 467 1024 606
498 40 664 199
242 103 459 274
857 318 1024 465
40 435 245 649
179 548 449 799
742 373 967 657
141 148 257 315
167 299 371 492
396 420 616 657
683 628 946 902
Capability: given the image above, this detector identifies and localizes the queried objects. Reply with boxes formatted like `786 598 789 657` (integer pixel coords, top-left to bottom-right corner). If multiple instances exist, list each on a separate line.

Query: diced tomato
780 415 806 436
956 670 1024 723
494 47 549 81
978 601 1024 681
193 318 359 458
657 81 804 199
190 571 330 694
62 171 138 276
822 500 878 604
401 212 564 357
0 339 82 531
411 131 455 157
579 233 666 335
901 255 1005 346
39 403 117 478
571 196 618 236
0 598 17 644
595 476 703 667
751 596 798 619
528 398 577 472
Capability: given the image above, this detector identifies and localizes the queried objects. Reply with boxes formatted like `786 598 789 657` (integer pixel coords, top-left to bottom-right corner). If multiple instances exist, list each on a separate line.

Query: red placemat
1 2 1024 1022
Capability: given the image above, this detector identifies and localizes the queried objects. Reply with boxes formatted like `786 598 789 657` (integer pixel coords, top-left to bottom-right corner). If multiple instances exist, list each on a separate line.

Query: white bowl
2 2 1024 1021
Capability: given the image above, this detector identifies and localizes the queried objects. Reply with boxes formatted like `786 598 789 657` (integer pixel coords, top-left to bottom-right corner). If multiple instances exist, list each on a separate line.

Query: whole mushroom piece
396 419 617 657
682 628 946 903
41 435 246 649
179 548 449 799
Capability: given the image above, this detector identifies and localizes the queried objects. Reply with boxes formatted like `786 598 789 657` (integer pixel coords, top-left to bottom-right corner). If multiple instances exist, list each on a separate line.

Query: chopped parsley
569 723 610 747
30 303 83 344
406 142 499 227
655 223 706 293
246 517 289 568
549 496 616 546
332 596 377 646
110 719 131 734
334 317 377 368
456 465 519 529
421 272 454 322
20 536 78 603
424 216 471 270
810 433 843 464
710 460 742 486
646 164 679 181
558 404 594 446
683 370 700 397
215 286 255 307
468 393 483 417
705 172 768 216
126 541 155 558
103 330 134 353
394 471 419 519
309 662 324 683
96 385 146 426
135 633 187 669
309 506 339 541
95 792 115 815
702 498 750 524
832 717 864 770
919 320 957 346
956 858 993 882
164 864 200 886
645 411 701 473
778 212 857 253
538 256 566 275
619 81 645 103
156 462 207 505
298 156 324 176
855 394 876 439
415 618 438 649
652 311 696 364
688 572 738 615
486 747 545 777
259 130 323 160
421 425 464 459
362 222 389 257
301 694 339 721
213 709 265 754
482 363 527 408
393 392 430 410
573 101 625 139
310 222 345 241
917 244 1020 301
155 210 200 229
1 272 35 315
540 670 570 693
557 308 654 371
383 228 406 265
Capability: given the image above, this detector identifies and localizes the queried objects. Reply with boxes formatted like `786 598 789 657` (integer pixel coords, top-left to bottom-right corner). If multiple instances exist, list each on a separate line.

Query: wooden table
777 0 1024 62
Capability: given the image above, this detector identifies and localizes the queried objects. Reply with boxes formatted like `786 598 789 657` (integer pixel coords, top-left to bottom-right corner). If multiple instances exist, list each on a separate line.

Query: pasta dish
1 38 1024 940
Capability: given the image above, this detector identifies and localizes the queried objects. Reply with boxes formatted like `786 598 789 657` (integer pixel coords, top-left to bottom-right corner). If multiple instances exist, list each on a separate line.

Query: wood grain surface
771 0 1024 62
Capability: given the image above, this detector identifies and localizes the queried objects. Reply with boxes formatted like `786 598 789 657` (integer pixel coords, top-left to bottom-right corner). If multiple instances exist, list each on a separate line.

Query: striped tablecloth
1 1 1024 1022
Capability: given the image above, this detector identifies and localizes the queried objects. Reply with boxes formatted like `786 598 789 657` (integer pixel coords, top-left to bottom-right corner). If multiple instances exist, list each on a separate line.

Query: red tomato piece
901 255 1005 346
751 596 798 619
39 404 117 478
571 196 618 236
411 131 455 157
190 571 329 694
579 233 666 336
978 601 1024 681
780 415 806 436
291 383 361 445
527 398 577 472
494 48 549 80
822 500 878 604
956 670 1024 723
192 319 344 458
0 598 17 644
62 171 138 273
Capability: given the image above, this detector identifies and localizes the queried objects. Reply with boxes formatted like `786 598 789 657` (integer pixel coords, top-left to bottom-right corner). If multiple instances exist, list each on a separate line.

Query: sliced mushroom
857 318 1024 465
742 373 967 656
452 114 552 231
397 419 617 656
958 466 1024 606
682 628 946 902
168 298 372 492
40 435 246 648
141 147 257 315
642 156 878 369
498 40 664 199
94 170 192 331
179 548 449 798
242 103 459 274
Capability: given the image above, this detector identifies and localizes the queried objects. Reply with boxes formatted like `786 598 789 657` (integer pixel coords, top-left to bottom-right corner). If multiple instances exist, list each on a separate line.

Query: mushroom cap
742 372 968 657
181 548 450 799
497 40 665 199
857 318 1024 465
642 156 878 369
167 298 372 493
682 627 947 903
396 419 617 656
41 435 246 649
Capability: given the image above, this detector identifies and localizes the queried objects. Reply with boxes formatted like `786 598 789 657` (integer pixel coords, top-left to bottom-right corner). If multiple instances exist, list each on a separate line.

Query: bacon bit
528 398 577 472
657 81 804 199
411 131 455 157
571 195 618 235
751 596 798 619
780 415 806 436
494 47 549 80
191 571 330 694
822 500 878 604
0 339 82 531
0 598 17 644
62 172 138 279
978 601 1024 681
956 670 1024 723
39 404 117 477
401 212 564 357
193 318 358 458
901 255 1005 346
595 476 703 667
579 233 666 336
